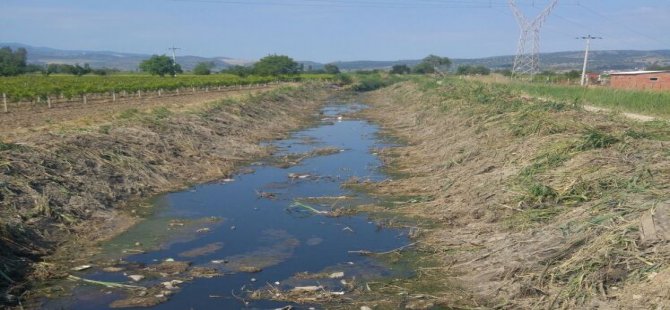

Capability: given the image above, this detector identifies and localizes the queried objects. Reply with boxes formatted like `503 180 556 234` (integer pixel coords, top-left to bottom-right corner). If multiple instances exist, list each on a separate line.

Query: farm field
0 74 333 102
503 81 670 118
0 84 286 142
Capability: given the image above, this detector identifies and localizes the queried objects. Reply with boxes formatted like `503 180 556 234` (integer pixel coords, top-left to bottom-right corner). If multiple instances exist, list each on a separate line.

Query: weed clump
577 128 619 150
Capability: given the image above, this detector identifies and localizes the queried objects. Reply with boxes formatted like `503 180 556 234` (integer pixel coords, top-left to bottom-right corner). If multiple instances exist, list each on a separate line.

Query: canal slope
0 84 331 305
360 78 670 308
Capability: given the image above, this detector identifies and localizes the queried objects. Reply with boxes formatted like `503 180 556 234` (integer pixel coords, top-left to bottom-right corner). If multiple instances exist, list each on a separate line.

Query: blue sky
1 0 668 62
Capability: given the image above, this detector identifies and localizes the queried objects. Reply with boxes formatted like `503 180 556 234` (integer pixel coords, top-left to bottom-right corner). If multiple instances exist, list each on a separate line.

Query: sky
0 0 668 62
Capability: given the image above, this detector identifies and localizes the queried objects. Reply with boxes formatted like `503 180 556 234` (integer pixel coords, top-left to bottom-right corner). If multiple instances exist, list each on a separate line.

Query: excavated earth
0 84 331 306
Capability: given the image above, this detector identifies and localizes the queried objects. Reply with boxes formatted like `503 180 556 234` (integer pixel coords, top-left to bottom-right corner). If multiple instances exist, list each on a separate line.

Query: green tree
390 64 411 75
0 47 28 76
223 65 253 77
193 61 214 75
413 55 451 75
139 55 182 77
253 54 300 76
456 65 490 76
324 63 340 74
69 63 92 76
564 70 581 80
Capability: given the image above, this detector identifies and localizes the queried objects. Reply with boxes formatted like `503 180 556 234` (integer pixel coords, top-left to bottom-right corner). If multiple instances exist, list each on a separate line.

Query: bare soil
0 84 331 306
355 79 670 309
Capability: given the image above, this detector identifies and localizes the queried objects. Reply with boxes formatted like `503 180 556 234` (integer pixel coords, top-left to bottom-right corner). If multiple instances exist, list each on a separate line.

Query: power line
578 3 667 46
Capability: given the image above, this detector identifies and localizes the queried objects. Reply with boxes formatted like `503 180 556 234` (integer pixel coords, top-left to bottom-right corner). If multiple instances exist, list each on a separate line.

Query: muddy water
43 102 409 309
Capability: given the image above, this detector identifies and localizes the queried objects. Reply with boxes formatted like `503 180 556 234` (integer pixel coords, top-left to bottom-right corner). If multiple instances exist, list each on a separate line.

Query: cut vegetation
354 77 670 308
0 83 332 304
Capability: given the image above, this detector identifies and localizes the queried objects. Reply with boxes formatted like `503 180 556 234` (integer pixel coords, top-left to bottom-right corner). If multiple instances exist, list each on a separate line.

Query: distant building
609 71 670 91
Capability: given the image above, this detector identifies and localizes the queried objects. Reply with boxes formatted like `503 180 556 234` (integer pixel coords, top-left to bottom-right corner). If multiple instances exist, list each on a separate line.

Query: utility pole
167 46 181 77
578 35 602 86
509 0 559 78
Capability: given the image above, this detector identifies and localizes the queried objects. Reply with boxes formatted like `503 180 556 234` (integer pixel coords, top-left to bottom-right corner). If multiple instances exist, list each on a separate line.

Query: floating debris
238 266 263 273
291 286 323 293
67 275 143 289
287 202 329 215
128 275 145 282
179 242 223 258
162 280 183 290
71 265 92 271
328 272 344 279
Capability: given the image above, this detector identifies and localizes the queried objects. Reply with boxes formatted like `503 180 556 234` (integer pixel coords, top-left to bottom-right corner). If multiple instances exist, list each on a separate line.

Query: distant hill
334 50 670 72
2 43 669 72
0 43 246 71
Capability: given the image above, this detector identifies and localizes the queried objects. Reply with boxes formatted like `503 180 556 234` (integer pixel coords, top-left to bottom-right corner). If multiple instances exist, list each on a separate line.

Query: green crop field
505 82 670 118
0 74 333 101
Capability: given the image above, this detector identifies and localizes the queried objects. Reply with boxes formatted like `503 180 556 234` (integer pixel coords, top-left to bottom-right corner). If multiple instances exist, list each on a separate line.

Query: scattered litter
222 178 235 182
361 306 372 310
168 220 185 227
250 278 257 282
342 227 354 233
128 275 145 282
211 260 228 264
329 272 345 279
71 265 92 271
134 242 142 247
274 281 280 285
165 258 175 262
196 228 211 233
288 173 312 180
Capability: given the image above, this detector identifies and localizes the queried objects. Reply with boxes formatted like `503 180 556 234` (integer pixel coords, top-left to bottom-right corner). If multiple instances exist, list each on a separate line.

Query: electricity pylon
509 0 559 78
167 47 181 77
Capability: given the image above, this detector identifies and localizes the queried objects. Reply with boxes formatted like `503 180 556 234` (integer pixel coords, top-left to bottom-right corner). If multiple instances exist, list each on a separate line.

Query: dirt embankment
0 84 331 304
0 85 289 142
360 79 670 308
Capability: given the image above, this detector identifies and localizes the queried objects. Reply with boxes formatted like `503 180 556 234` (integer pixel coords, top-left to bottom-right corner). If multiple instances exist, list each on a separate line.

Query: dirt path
0 85 286 142
583 104 657 122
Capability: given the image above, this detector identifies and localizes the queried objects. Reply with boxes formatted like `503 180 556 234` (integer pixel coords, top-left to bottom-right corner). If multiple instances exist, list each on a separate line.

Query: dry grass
358 77 670 308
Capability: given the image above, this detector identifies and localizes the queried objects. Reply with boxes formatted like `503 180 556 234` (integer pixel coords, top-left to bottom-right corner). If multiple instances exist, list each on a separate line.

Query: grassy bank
0 83 331 305
504 81 670 118
357 77 670 308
